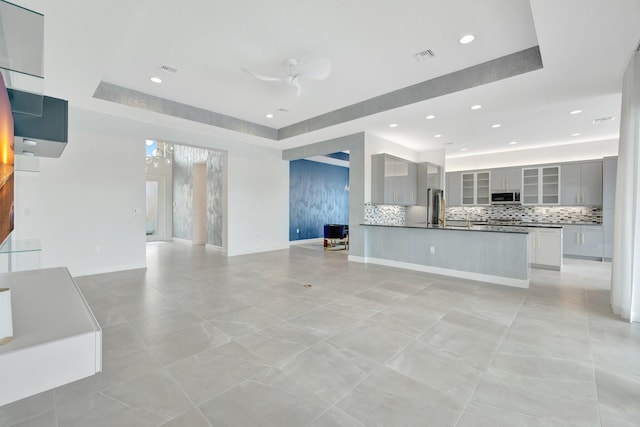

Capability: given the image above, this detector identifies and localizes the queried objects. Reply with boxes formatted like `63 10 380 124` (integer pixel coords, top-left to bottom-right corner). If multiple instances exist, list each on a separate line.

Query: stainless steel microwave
491 191 520 204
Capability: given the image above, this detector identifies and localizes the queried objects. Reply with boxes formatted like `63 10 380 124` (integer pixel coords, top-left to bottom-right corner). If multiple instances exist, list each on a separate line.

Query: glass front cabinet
522 166 560 205
461 171 490 206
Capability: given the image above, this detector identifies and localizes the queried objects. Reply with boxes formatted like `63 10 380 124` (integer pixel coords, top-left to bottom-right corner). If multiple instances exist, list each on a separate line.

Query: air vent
159 64 179 74
414 49 435 61
592 116 615 124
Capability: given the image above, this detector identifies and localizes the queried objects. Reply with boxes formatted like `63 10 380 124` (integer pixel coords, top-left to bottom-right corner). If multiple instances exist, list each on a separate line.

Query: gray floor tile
166 349 270 405
8 410 57 427
288 307 361 338
329 321 413 363
198 371 328 427
210 307 282 338
101 370 193 419
457 402 581 427
0 392 54 427
367 304 442 338
280 340 378 404
159 408 212 427
338 367 464 427
595 368 640 427
144 322 231 365
256 295 324 319
385 339 484 404
238 322 323 367
309 407 366 427
441 309 511 337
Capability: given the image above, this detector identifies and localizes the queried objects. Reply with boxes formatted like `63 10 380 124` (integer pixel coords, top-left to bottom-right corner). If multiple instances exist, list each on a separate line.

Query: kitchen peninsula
358 222 561 288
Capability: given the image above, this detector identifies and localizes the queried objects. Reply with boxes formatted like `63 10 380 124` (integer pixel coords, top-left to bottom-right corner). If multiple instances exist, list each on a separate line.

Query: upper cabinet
462 171 491 206
371 154 417 205
522 166 560 205
445 172 462 207
560 160 603 206
491 167 522 192
416 162 442 205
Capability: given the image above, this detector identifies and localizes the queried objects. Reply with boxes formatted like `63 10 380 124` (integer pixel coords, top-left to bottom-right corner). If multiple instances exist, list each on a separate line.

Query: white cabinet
491 167 522 192
522 166 560 205
371 154 417 205
446 172 462 207
461 171 490 205
560 161 602 206
563 224 603 260
529 228 563 270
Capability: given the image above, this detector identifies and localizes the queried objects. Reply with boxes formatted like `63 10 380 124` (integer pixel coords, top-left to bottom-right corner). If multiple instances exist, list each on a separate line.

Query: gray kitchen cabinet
560 160 602 206
530 228 563 270
461 171 490 205
522 166 560 205
491 167 522 192
371 154 417 205
563 224 603 259
417 162 441 205
446 172 462 207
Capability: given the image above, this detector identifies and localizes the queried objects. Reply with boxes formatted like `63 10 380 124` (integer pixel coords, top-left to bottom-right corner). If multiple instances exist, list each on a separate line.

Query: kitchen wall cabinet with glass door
461 171 490 206
371 154 417 205
522 166 560 205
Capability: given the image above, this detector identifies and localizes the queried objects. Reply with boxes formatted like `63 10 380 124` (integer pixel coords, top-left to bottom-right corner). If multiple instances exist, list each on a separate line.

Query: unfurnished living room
1 1 640 426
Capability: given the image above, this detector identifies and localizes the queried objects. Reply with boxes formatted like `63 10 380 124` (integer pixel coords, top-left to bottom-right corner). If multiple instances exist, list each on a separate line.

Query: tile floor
1 242 639 426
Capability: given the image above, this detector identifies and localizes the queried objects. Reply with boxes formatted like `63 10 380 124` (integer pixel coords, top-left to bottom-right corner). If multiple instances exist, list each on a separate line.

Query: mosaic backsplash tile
364 203 406 225
446 205 602 224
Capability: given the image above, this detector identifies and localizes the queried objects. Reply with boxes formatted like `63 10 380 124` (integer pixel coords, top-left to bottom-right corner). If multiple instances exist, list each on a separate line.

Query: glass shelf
0 237 41 254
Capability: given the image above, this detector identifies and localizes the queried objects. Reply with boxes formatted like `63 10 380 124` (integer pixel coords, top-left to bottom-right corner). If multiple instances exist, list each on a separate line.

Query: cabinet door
603 157 617 209
371 154 386 204
490 169 506 191
581 161 602 206
535 229 562 267
405 162 418 205
560 163 581 205
461 173 475 205
476 171 491 205
446 172 462 207
581 225 603 258
522 168 540 205
505 167 522 192
562 225 582 256
541 166 560 205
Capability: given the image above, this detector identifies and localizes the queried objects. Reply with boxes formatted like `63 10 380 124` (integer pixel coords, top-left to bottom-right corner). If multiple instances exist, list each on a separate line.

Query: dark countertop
361 223 532 234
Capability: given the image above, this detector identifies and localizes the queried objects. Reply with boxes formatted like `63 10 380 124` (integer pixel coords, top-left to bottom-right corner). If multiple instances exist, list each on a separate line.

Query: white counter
0 268 102 406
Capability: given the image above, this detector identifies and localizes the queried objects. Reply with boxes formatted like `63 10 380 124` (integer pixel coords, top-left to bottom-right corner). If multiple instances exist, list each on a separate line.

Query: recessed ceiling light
492 124 501 128
509 141 518 145
425 115 435 120
459 34 475 44
570 110 582 115
265 113 274 119
470 104 482 110
434 134 442 138
571 133 581 137
150 76 162 84
460 148 468 151
389 123 398 128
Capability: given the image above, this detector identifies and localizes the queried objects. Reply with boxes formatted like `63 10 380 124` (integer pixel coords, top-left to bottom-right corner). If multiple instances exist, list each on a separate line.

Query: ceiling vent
414 49 435 61
592 116 615 124
159 64 179 74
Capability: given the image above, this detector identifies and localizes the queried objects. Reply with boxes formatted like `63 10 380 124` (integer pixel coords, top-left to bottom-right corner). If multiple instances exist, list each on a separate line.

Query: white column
611 49 640 322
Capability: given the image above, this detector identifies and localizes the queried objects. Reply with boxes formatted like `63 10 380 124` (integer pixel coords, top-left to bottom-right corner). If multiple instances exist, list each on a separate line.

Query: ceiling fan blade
242 67 284 82
294 59 331 80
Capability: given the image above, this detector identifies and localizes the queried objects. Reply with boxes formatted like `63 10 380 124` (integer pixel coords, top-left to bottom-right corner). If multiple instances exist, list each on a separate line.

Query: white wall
15 111 147 276
446 139 619 171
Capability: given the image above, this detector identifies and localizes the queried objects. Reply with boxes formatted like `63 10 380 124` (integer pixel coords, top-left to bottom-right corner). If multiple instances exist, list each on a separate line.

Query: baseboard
71 263 148 277
289 238 324 246
349 256 529 288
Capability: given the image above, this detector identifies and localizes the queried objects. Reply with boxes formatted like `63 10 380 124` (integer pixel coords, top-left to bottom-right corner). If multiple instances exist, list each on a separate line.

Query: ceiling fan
242 58 331 96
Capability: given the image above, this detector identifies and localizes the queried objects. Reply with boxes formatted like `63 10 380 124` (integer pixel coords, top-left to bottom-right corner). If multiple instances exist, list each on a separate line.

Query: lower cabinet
529 228 563 270
562 225 603 260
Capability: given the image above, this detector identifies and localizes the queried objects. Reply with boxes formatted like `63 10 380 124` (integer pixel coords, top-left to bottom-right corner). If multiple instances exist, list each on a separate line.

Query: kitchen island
355 223 533 288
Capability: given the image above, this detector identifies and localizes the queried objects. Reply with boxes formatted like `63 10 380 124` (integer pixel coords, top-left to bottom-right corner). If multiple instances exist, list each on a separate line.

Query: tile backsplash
446 205 602 224
364 203 406 225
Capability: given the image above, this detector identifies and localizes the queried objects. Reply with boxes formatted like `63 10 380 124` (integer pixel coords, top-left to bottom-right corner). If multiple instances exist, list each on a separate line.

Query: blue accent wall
289 159 349 241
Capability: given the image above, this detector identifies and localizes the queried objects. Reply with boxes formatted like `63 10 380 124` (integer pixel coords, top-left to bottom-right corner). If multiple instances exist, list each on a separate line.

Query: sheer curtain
611 49 640 323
